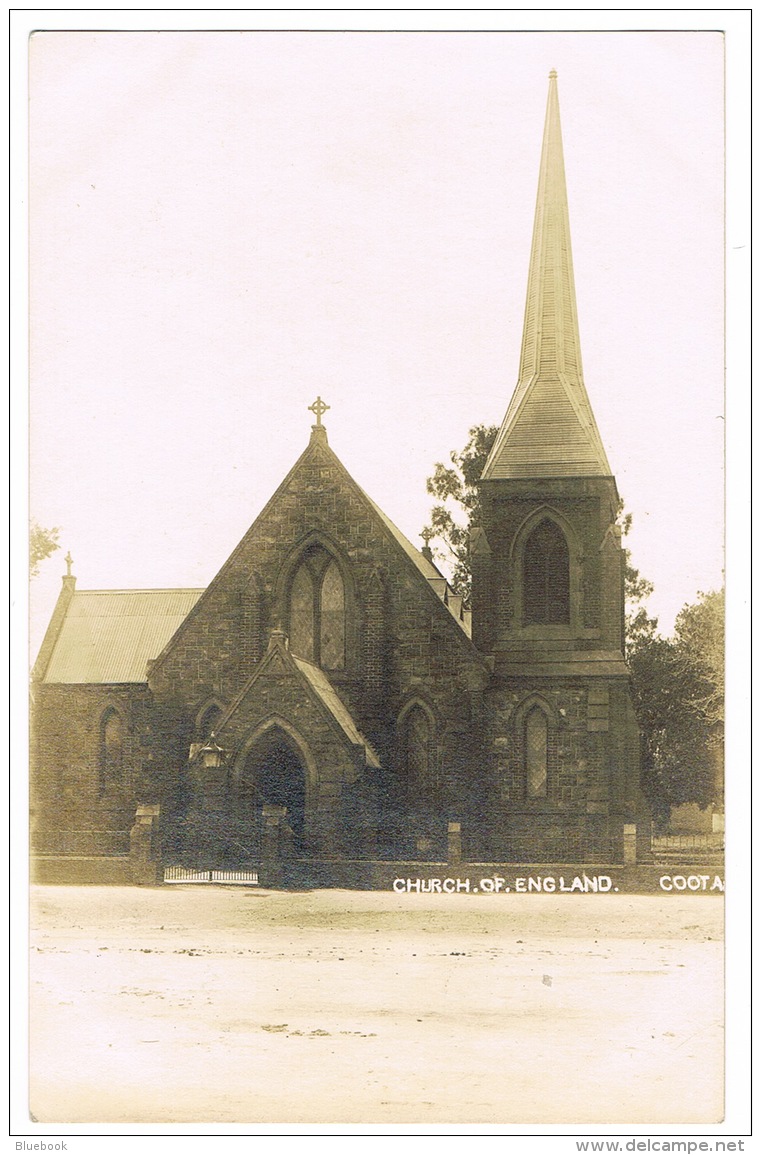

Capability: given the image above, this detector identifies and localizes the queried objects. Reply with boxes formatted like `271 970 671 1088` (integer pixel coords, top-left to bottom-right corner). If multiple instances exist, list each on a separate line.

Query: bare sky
28 27 727 649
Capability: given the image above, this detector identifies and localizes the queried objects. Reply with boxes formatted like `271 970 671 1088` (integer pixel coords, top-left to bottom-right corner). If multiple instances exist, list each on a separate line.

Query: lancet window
401 705 433 789
288 546 346 669
524 706 549 798
522 518 570 624
99 707 124 795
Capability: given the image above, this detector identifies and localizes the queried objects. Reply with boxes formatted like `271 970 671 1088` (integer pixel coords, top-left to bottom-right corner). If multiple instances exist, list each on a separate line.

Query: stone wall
31 683 152 856
475 476 624 654
146 432 489 830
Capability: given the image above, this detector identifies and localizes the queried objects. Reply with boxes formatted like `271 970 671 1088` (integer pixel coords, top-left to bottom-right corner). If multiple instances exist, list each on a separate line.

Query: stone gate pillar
129 803 162 885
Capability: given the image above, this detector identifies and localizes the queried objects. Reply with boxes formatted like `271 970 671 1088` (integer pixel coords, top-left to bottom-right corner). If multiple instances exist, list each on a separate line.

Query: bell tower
473 72 646 863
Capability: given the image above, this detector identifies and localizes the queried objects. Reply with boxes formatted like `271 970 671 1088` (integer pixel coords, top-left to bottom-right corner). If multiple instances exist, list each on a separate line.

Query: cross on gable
421 527 435 546
308 396 330 427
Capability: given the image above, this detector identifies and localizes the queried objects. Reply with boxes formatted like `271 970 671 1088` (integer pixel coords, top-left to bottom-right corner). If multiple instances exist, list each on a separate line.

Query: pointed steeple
482 71 612 481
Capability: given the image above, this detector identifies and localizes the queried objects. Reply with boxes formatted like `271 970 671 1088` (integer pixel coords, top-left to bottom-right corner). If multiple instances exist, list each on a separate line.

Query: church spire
482 71 612 481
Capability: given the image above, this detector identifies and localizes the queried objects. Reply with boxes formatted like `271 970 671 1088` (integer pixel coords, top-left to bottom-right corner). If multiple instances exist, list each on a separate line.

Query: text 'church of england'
32 73 650 883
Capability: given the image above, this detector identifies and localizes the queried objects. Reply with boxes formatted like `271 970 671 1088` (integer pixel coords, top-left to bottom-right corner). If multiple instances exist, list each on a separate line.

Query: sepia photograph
16 11 746 1143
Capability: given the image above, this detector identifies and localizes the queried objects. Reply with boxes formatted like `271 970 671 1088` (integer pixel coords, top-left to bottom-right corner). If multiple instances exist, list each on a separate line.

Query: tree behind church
422 423 498 606
422 430 724 827
30 520 60 578
422 425 650 611
628 589 724 826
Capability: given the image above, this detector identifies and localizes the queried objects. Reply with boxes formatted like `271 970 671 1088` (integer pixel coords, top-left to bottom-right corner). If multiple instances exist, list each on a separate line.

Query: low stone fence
256 858 726 895
30 830 131 856
31 855 133 885
30 855 725 893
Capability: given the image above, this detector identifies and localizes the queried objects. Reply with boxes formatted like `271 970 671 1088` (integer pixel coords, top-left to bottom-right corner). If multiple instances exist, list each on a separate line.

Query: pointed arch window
197 704 223 742
525 706 549 798
288 546 346 669
523 519 570 624
99 708 124 796
290 565 316 662
401 697 431 790
320 560 345 669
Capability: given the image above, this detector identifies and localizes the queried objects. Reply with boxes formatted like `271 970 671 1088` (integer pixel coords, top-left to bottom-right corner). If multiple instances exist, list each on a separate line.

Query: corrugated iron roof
42 589 204 684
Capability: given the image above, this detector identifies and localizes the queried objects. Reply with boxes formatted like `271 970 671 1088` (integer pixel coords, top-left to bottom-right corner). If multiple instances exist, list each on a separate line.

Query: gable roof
147 424 476 677
293 658 381 768
214 634 382 770
482 71 612 482
40 589 204 684
37 420 480 690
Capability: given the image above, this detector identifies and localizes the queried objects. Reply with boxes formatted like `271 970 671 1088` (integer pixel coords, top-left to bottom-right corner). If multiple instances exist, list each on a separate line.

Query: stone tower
472 72 647 863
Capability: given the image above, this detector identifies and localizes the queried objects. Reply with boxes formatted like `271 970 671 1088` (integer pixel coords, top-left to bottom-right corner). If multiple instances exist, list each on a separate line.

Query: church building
31 73 648 880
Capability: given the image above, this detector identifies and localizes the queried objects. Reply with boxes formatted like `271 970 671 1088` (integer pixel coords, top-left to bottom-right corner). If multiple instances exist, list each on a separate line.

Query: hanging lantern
198 732 226 770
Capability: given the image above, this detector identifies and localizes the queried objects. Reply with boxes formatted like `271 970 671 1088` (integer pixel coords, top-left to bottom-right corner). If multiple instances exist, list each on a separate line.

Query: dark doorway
240 727 307 850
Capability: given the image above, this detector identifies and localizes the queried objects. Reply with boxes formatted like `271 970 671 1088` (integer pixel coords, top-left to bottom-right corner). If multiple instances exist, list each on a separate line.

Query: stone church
31 73 648 881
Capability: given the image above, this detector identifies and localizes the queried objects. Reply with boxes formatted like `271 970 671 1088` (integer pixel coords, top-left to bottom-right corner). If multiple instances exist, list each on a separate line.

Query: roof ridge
69 586 207 594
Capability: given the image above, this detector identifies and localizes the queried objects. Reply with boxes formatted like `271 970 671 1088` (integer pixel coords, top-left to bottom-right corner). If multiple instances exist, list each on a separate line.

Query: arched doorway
238 726 308 853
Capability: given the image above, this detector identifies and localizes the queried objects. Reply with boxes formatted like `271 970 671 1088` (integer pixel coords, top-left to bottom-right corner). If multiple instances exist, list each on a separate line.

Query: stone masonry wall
476 477 622 653
31 683 151 855
482 677 635 862
149 434 488 785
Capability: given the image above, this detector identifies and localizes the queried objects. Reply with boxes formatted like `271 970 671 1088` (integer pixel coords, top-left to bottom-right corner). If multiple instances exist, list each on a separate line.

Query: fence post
623 823 637 866
448 821 462 865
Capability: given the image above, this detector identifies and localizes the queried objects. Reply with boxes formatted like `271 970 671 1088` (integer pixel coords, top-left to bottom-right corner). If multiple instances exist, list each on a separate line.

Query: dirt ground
28 884 724 1126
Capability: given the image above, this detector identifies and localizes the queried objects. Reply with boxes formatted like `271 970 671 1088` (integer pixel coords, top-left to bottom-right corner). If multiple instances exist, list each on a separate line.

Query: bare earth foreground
29 885 723 1126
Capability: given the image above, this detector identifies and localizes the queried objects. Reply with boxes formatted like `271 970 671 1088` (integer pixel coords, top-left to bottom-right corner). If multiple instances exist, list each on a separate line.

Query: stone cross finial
308 396 330 426
65 551 73 576
421 527 434 546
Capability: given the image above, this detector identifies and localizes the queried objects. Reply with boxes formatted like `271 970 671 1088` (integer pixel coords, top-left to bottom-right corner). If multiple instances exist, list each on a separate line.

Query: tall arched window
289 565 316 662
320 560 345 669
523 519 570 624
401 705 433 791
99 708 124 796
288 546 346 669
525 706 549 798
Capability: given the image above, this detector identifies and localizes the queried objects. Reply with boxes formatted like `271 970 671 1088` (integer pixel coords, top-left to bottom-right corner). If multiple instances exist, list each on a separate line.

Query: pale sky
28 27 727 652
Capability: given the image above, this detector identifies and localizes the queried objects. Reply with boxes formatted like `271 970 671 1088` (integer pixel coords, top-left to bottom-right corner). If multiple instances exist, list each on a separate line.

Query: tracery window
523 519 570 624
99 708 124 796
288 546 346 669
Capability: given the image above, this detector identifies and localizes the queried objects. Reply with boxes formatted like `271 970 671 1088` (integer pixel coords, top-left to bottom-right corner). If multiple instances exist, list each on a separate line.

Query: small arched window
198 704 223 742
400 705 434 791
525 706 549 799
289 546 346 669
523 519 570 625
99 708 124 796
